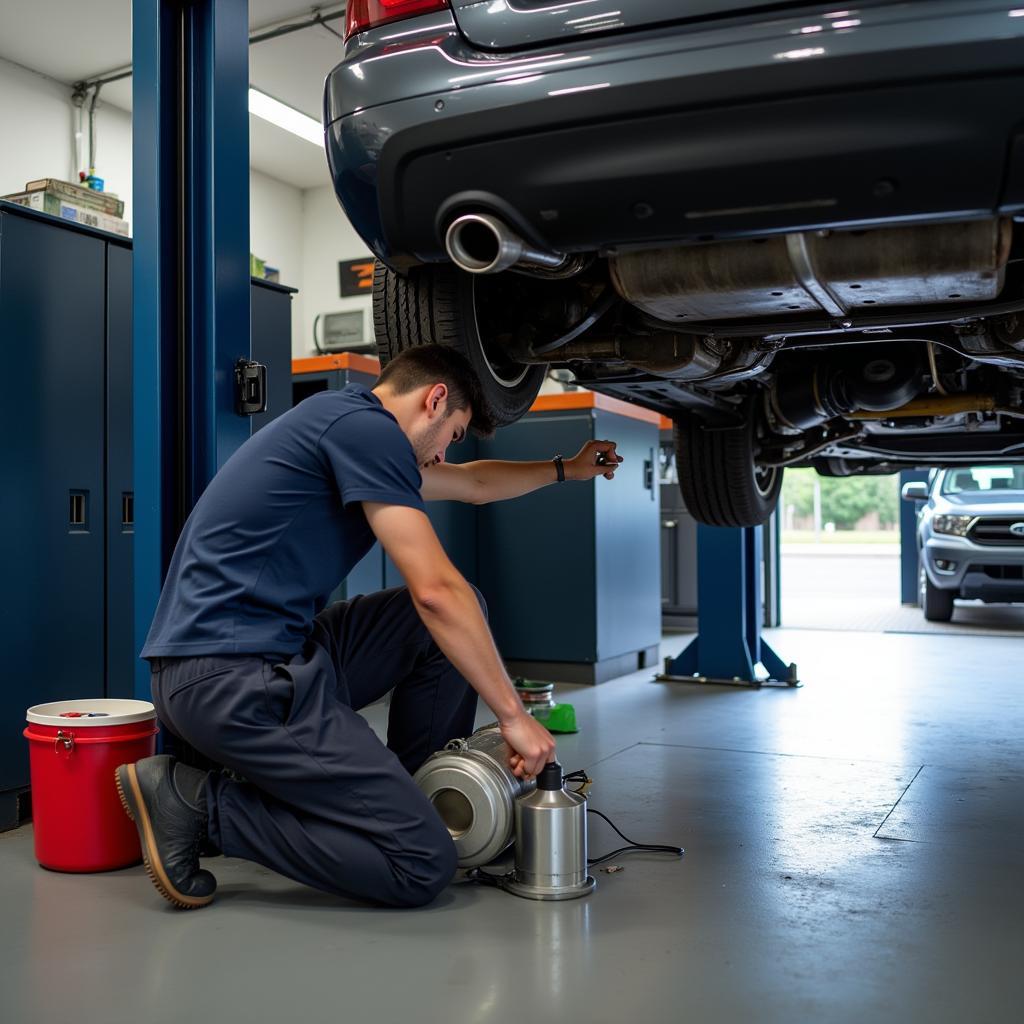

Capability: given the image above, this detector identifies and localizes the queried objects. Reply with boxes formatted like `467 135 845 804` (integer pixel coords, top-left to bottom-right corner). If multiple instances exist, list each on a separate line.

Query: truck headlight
931 514 973 537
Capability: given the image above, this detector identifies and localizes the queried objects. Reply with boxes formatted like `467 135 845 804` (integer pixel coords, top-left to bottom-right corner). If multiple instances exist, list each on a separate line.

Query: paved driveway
781 545 1024 635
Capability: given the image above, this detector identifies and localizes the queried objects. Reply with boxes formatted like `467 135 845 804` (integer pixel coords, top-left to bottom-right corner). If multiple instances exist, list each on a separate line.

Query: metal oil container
502 761 596 901
414 724 534 867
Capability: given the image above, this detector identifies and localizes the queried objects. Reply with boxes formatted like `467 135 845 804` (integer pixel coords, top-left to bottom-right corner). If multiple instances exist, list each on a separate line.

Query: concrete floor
2 628 1022 1024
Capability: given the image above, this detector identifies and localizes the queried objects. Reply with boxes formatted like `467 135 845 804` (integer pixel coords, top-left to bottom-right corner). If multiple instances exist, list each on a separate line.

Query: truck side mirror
901 481 929 502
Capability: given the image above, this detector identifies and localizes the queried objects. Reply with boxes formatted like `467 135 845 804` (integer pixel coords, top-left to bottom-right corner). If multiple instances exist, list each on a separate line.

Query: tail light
345 0 450 40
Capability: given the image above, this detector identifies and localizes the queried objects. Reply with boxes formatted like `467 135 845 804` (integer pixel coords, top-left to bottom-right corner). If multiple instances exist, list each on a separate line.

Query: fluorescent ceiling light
248 88 322 145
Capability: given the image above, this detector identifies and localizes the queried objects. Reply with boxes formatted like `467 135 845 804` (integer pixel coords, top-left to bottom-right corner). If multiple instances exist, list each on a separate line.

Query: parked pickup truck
903 466 1024 621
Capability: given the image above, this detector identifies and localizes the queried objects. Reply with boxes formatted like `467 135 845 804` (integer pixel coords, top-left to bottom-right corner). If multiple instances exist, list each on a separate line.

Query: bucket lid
26 699 156 727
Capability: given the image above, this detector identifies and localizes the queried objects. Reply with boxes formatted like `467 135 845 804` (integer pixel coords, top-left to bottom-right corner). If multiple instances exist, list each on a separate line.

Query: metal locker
0 208 107 819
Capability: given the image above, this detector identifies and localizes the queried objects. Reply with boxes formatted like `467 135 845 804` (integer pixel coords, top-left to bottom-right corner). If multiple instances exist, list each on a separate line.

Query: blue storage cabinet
251 279 299 434
0 207 110 824
476 394 662 684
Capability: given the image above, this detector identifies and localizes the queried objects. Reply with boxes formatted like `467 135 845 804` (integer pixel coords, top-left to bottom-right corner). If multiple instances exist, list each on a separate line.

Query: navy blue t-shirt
141 385 424 657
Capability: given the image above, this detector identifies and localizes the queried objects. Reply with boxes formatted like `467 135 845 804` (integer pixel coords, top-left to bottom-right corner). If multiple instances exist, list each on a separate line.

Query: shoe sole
114 764 214 910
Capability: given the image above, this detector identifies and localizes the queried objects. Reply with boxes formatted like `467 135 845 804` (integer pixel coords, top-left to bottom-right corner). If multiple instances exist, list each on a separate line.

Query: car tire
919 565 955 622
373 261 546 427
674 406 782 527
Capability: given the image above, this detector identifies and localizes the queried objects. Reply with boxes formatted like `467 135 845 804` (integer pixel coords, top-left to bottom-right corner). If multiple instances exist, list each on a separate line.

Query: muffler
445 213 568 275
414 724 533 867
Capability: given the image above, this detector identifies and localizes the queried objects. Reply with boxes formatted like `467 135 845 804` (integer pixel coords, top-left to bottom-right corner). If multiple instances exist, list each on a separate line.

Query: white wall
0 57 384 366
250 169 304 353
299 183 374 360
0 55 133 226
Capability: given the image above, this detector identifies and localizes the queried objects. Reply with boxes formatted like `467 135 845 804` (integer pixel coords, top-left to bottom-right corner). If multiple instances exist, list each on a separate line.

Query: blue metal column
660 525 799 688
133 0 251 698
899 469 930 605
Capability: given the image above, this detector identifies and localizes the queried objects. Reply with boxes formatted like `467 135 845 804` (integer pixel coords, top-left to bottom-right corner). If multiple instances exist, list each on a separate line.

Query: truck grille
980 565 1024 581
967 517 1024 546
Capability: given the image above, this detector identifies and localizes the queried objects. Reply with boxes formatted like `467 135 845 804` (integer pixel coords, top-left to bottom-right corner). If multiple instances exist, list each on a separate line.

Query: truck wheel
373 261 545 427
920 565 955 622
674 408 782 527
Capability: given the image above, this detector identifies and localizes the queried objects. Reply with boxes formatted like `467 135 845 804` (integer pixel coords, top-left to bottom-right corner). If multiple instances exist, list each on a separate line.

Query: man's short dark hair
376 344 496 437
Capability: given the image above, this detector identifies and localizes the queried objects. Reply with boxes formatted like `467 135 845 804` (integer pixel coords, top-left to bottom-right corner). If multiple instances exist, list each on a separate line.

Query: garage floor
2 628 1022 1024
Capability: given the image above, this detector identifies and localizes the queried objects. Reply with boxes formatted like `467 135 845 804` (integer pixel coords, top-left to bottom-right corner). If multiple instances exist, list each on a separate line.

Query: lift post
132 0 252 699
659 524 799 688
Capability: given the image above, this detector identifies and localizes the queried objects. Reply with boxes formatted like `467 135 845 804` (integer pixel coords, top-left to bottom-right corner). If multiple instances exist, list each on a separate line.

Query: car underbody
461 214 1024 473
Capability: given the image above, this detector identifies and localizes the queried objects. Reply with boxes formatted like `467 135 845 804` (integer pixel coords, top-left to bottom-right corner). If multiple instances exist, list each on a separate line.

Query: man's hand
566 440 623 481
500 710 557 779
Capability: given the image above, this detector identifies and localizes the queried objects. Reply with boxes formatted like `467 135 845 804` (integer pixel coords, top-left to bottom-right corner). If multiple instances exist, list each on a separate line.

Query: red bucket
24 699 158 872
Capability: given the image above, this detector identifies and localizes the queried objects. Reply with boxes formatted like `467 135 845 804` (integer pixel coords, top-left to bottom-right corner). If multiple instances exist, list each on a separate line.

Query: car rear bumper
325 1 1024 268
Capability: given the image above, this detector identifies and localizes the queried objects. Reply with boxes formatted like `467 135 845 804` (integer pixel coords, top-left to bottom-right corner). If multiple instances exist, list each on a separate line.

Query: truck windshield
941 466 1024 495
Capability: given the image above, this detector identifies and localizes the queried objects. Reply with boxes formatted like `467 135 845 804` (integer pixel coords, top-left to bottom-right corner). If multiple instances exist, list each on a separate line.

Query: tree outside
781 468 899 536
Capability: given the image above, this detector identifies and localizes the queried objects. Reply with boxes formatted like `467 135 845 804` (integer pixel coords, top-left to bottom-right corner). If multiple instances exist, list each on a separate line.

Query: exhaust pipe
445 213 568 275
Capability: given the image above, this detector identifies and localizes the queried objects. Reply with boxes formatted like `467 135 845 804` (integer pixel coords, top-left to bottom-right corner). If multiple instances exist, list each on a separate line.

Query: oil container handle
54 730 75 755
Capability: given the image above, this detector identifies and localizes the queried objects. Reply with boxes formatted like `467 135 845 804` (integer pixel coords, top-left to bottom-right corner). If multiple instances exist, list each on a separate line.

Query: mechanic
116 344 621 910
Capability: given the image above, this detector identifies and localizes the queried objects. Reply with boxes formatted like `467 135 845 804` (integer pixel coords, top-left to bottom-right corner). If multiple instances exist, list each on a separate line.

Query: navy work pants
149 587 480 907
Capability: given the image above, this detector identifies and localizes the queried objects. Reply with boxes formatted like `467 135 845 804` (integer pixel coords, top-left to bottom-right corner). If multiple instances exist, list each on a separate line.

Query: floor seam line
874 763 925 839
635 740 921 770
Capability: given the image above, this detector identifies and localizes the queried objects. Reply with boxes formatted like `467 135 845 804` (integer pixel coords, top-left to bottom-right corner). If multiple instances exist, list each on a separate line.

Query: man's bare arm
421 440 622 504
362 502 555 777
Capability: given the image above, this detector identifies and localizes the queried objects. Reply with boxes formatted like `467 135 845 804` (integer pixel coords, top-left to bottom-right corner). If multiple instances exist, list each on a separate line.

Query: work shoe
115 755 217 909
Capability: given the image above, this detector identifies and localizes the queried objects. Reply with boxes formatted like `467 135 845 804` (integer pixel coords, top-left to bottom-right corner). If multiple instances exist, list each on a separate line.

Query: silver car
326 2 1024 528
903 467 1024 621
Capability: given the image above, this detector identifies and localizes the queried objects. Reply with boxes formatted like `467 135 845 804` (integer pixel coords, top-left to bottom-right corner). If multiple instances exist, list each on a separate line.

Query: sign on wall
339 258 375 297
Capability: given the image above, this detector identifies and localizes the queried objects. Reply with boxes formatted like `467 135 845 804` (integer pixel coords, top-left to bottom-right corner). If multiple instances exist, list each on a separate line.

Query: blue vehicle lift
659 525 800 688
132 0 252 699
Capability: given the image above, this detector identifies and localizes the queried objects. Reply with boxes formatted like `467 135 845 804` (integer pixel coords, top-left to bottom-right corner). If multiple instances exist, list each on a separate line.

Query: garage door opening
780 468 1024 635
780 468 901 631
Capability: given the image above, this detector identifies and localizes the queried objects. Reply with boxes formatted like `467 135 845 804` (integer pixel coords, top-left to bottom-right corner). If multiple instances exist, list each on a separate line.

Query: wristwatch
552 455 565 483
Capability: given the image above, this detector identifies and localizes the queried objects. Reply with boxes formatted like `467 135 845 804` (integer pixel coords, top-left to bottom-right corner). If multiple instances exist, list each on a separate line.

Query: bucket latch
54 730 75 755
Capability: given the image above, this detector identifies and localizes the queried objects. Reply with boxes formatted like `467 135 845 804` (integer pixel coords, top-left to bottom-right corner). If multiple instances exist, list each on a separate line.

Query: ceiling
0 1 348 189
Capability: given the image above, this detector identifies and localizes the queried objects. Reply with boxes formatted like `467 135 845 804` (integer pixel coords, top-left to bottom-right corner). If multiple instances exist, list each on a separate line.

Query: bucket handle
23 726 157 752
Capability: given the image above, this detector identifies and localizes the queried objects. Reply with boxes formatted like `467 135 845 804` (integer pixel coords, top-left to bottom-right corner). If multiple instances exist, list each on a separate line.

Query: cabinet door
106 242 135 698
476 414 597 662
0 213 106 792
593 411 661 659
250 283 293 432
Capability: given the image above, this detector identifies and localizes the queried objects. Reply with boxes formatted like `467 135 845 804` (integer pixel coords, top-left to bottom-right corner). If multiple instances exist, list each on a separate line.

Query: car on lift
903 466 1024 621
325 0 1024 527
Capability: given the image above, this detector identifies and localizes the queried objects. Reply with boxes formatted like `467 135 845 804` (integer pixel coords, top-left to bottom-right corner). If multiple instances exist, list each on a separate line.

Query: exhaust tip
445 213 522 274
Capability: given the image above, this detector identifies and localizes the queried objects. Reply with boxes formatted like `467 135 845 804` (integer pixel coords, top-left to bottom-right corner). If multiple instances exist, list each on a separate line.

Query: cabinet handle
69 490 89 531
